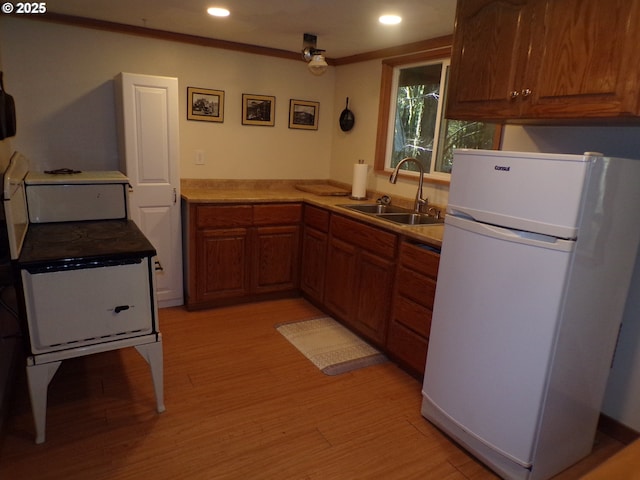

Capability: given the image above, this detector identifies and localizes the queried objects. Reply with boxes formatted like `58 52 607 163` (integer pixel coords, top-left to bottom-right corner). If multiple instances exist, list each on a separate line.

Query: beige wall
331 59 451 205
0 17 334 179
0 16 451 204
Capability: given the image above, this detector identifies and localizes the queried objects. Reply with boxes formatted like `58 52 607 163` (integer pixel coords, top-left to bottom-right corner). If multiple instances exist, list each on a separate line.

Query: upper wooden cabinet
446 0 640 122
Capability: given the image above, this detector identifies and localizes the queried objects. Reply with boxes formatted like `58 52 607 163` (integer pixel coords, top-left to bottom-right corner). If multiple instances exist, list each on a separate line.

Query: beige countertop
181 180 444 248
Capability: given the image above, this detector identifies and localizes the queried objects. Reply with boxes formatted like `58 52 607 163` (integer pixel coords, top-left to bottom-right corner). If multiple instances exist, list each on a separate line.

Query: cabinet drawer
387 320 428 376
253 203 302 225
196 205 253 228
392 295 432 338
396 266 436 310
303 204 330 232
400 242 439 278
330 214 397 259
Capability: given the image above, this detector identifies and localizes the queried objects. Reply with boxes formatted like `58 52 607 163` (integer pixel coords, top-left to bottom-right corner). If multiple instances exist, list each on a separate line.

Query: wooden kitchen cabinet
253 204 302 294
185 203 301 309
196 226 251 303
386 241 440 377
324 214 397 346
300 204 330 304
447 0 640 122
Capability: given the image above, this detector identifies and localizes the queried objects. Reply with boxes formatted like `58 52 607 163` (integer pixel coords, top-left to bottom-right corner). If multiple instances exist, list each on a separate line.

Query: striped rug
276 317 387 375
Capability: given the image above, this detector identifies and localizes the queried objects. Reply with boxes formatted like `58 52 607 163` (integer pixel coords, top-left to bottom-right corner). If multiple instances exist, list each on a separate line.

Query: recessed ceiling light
207 7 230 17
379 15 402 25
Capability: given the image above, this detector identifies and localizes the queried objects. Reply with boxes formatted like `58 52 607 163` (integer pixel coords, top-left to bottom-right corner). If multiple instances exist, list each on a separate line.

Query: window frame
373 48 503 185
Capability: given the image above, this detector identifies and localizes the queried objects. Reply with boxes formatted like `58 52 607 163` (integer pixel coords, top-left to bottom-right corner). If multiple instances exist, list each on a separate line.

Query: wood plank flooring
0 298 624 479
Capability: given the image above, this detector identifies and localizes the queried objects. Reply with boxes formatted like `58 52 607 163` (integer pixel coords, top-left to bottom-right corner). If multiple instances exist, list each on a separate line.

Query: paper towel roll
351 162 368 199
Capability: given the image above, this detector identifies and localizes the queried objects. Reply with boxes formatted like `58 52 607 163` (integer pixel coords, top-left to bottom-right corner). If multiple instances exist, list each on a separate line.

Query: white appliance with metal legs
422 149 640 480
2 151 165 444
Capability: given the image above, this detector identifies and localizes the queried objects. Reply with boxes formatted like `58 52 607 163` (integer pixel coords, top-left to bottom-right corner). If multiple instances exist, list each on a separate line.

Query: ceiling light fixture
207 7 230 17
301 33 328 76
379 14 402 25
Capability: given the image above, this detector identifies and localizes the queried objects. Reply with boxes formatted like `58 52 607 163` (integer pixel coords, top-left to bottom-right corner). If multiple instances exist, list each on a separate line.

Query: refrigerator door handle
446 215 575 252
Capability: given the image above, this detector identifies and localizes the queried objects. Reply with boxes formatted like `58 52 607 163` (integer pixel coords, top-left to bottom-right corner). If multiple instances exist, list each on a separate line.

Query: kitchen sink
376 212 444 225
339 204 410 214
339 204 444 226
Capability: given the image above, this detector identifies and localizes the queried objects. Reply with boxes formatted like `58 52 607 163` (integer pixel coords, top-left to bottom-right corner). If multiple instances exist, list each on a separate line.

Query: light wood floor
0 298 624 479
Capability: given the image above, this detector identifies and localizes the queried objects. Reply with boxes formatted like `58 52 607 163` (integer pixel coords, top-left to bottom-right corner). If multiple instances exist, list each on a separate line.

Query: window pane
435 66 497 173
382 59 500 180
390 63 443 173
435 120 497 173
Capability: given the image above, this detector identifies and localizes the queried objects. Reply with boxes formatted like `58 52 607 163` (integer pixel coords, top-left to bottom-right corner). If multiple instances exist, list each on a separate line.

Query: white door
115 72 183 308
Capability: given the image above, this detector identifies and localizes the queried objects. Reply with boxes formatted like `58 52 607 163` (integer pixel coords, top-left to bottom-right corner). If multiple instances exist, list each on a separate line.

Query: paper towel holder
350 160 368 200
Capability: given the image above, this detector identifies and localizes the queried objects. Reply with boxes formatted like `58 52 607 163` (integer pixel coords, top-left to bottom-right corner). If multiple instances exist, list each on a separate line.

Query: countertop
181 181 444 248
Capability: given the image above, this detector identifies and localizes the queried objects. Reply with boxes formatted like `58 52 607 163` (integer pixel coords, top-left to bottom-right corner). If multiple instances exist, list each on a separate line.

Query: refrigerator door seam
445 215 575 252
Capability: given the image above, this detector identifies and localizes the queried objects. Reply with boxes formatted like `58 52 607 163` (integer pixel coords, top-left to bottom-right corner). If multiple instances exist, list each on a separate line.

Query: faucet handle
426 206 440 218
377 195 391 205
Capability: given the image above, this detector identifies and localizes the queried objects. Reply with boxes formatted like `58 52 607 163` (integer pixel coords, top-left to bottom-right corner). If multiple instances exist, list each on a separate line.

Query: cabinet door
446 0 533 120
526 0 640 119
300 226 327 303
195 227 250 302
355 251 395 345
324 236 358 323
253 225 300 294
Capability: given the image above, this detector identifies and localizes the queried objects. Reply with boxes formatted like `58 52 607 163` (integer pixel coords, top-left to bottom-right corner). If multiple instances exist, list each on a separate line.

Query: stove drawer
21 259 154 354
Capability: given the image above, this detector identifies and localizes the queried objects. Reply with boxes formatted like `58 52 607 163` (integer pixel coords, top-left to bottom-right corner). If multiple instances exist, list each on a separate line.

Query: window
374 52 501 183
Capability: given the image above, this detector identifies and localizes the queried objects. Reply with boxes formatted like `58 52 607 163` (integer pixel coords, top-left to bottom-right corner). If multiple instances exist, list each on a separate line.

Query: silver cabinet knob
521 88 532 97
510 90 520 100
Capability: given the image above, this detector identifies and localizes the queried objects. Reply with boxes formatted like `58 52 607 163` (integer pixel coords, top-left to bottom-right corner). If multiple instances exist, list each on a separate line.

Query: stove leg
26 360 62 444
134 338 165 413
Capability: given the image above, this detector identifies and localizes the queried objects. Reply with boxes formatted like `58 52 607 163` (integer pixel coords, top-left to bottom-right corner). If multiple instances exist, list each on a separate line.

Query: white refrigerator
421 149 640 480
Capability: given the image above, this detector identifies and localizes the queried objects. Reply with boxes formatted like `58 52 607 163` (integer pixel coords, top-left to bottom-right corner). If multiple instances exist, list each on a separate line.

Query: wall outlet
195 150 205 165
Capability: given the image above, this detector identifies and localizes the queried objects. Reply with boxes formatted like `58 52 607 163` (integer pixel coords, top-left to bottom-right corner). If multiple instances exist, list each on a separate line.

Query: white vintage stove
2 151 165 444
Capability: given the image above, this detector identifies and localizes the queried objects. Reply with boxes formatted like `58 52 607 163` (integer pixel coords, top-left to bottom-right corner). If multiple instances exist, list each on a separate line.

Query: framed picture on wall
289 99 319 130
242 94 275 126
187 87 224 123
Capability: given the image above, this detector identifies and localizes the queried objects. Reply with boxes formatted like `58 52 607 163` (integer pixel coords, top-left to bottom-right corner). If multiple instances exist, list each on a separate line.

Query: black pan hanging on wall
0 71 17 140
339 97 355 132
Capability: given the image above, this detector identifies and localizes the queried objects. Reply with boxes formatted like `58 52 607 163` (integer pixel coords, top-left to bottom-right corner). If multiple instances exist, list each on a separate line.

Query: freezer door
449 149 594 238
422 215 574 467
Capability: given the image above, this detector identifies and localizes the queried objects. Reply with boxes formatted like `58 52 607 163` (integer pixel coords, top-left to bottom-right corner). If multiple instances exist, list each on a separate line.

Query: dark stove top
18 219 156 269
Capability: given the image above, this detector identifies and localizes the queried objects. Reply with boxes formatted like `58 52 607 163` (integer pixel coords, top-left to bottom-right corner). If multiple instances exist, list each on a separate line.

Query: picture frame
187 87 224 123
242 94 275 126
289 99 319 130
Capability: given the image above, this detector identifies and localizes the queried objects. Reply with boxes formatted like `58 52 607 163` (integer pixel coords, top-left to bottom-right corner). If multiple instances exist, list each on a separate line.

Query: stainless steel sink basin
339 204 410 214
339 204 444 226
376 213 444 225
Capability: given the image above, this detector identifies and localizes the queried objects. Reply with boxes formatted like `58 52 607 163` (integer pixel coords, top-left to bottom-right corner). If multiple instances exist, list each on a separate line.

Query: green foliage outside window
389 62 497 177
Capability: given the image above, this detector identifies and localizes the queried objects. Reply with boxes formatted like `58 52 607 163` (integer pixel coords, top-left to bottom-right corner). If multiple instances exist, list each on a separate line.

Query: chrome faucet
389 157 427 213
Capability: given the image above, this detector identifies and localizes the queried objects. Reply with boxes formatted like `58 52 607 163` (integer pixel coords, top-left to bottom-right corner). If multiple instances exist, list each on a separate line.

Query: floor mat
276 316 387 375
